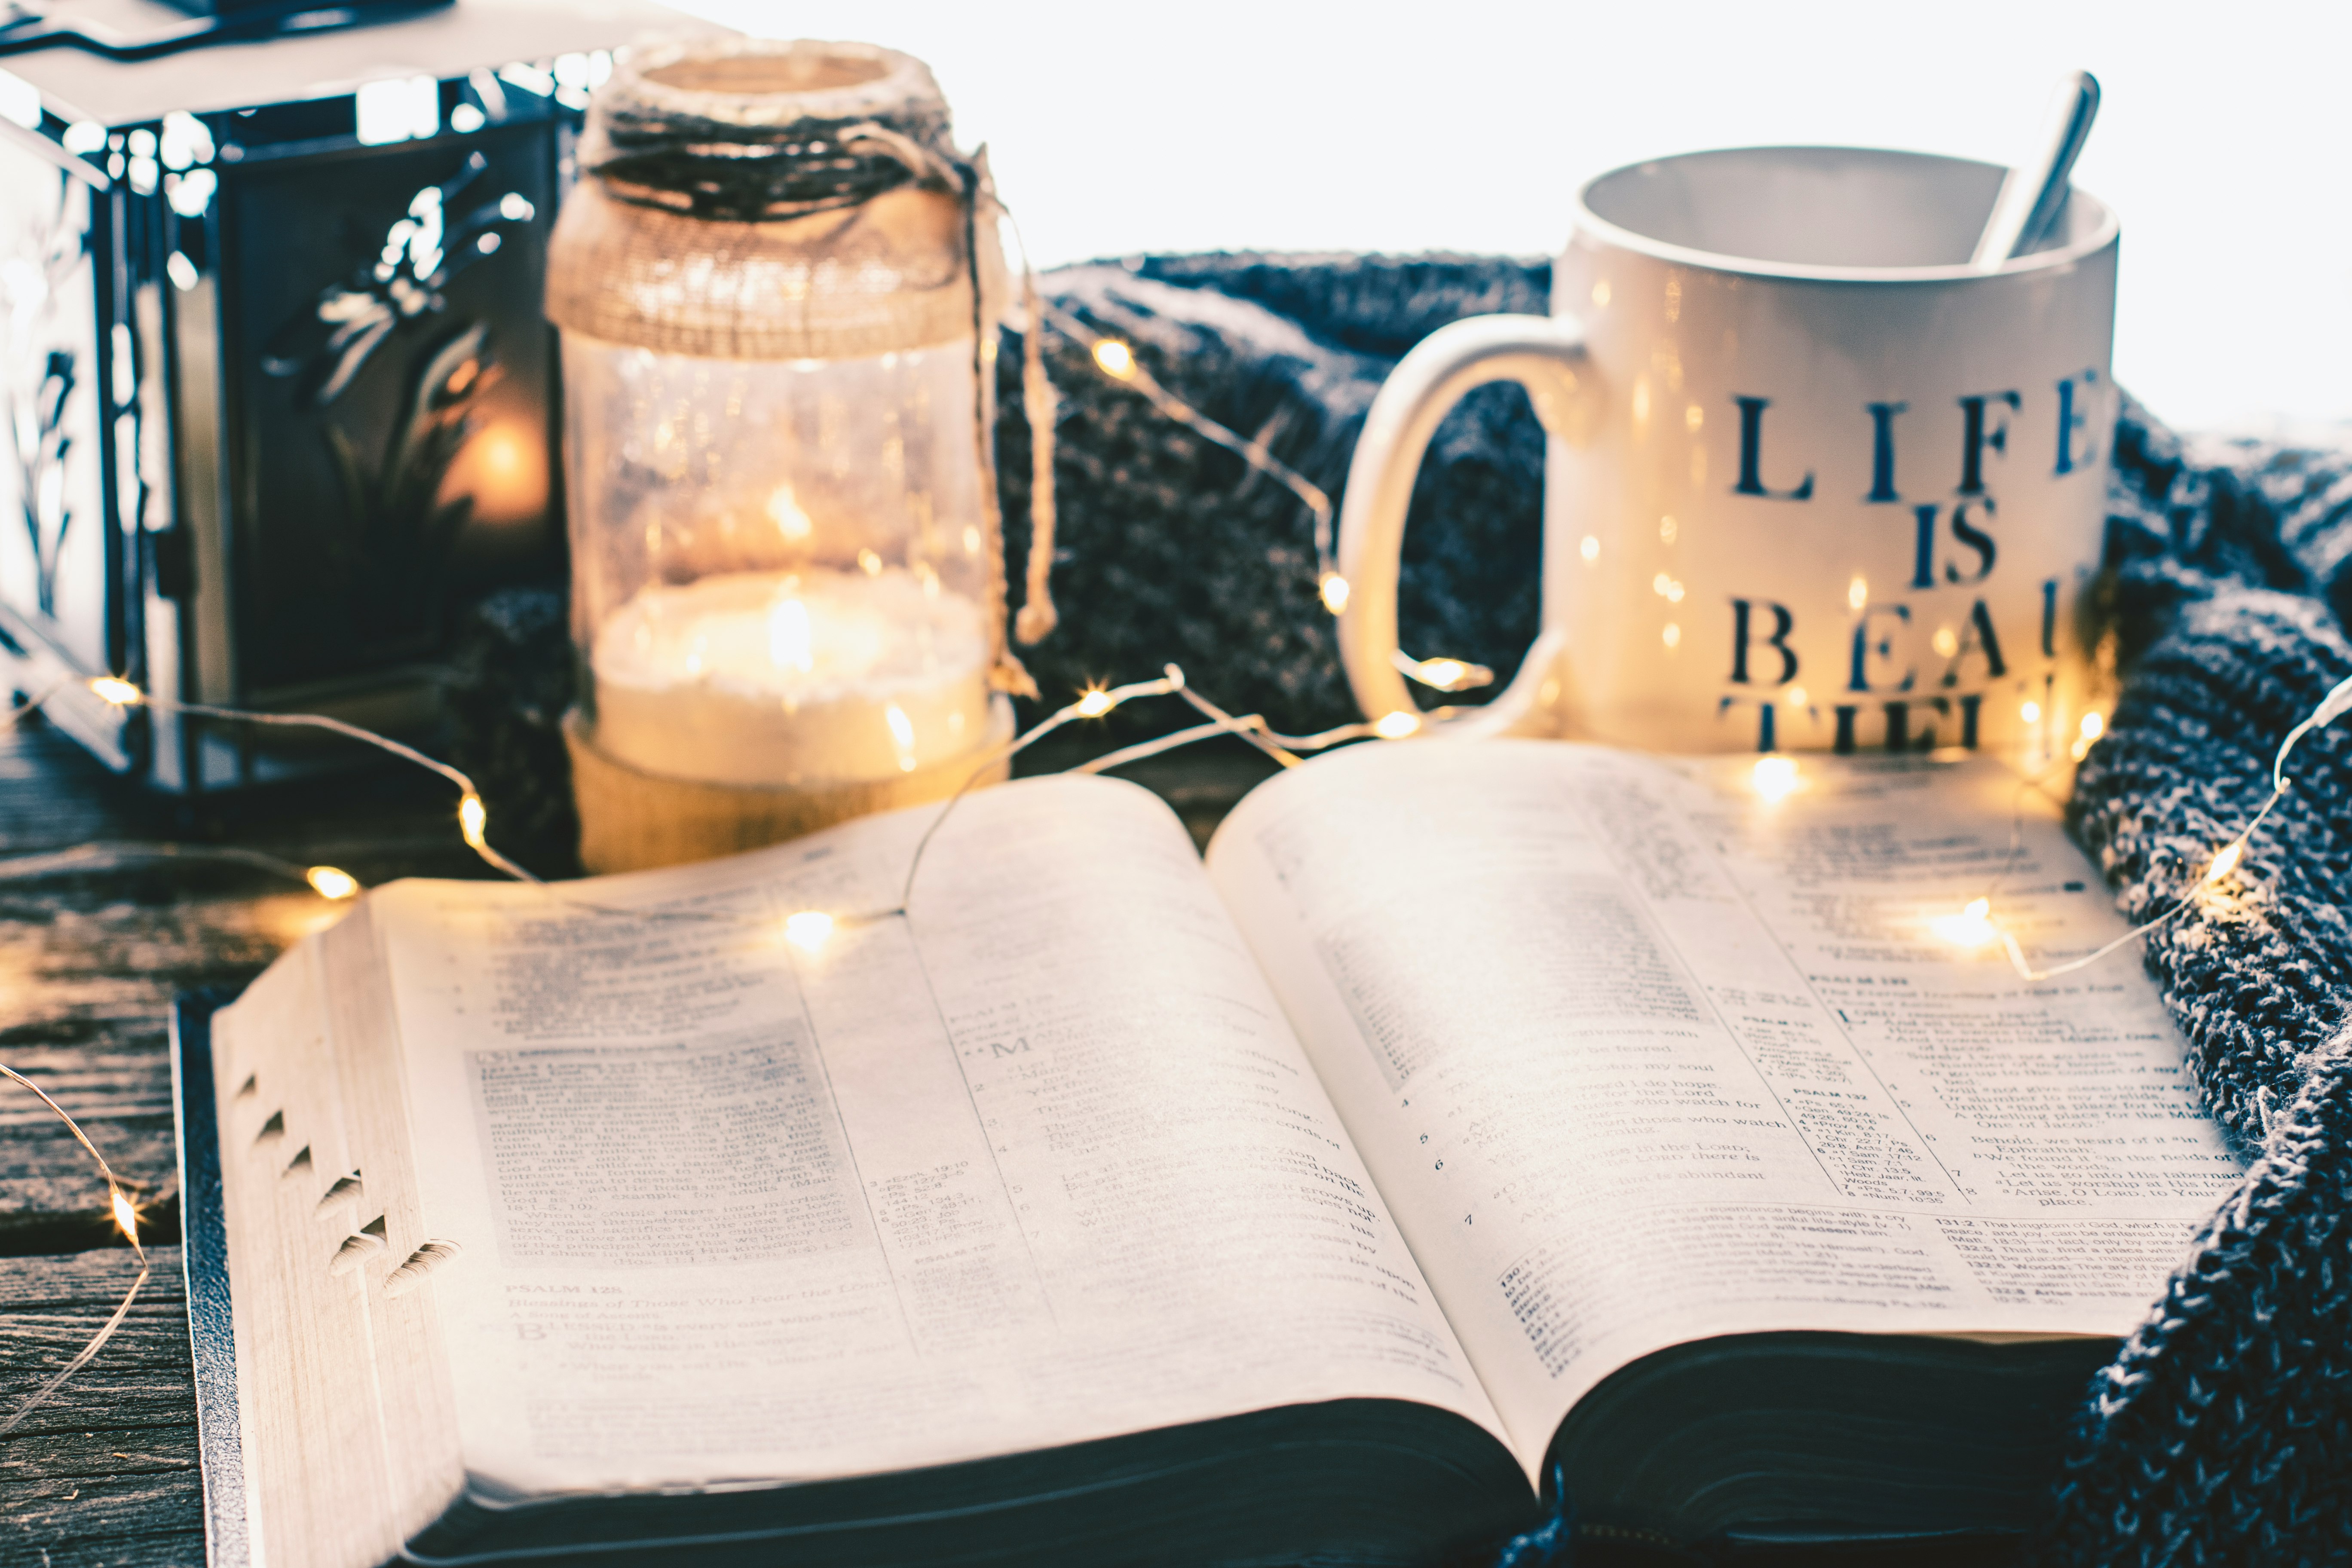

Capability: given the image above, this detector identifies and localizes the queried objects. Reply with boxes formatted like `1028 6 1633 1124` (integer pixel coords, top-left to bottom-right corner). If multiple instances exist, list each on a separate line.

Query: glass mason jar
546 37 1011 812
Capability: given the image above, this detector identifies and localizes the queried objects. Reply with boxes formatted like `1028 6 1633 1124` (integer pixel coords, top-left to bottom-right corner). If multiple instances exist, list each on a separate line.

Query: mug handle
1335 312 1592 738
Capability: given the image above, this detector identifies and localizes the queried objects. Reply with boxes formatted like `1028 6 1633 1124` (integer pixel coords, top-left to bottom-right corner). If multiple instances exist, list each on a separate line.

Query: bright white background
674 1 2350 435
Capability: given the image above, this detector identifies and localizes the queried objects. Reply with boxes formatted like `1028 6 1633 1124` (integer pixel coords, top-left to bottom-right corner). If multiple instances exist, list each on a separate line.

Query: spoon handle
1971 70 2101 270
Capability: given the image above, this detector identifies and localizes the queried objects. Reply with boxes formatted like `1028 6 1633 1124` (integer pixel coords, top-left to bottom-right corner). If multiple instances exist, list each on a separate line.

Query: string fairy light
0 1060 149 1439
71 676 537 884
1040 302 1475 692
1041 302 1337 593
9 654 1433 974
1944 671 2352 982
0 840 363 902
1391 649 1494 694
9 625 2323 1439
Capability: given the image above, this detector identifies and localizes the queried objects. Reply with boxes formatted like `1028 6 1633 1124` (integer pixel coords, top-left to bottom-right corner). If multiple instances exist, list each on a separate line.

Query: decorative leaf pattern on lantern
320 318 500 640
255 151 538 650
2 177 88 619
260 150 534 409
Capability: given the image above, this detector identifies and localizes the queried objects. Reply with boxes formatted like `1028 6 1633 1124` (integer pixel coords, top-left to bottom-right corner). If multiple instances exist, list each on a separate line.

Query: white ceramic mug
1335 145 2119 755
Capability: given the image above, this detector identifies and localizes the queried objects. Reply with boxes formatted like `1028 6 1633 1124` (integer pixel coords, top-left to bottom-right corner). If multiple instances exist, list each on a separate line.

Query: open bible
199 740 2243 1567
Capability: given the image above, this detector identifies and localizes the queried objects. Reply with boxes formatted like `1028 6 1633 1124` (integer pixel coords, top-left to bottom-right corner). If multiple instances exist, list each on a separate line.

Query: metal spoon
1971 70 2101 270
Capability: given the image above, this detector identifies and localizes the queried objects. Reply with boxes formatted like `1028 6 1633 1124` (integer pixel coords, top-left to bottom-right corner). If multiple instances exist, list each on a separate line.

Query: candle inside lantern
590 565 992 787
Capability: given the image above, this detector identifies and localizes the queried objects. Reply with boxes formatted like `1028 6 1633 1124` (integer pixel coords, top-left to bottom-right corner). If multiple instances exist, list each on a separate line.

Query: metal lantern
0 0 695 793
546 36 1018 873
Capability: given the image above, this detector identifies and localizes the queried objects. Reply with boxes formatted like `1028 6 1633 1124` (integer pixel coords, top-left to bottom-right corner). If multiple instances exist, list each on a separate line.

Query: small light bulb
784 910 834 952
90 676 143 706
1320 574 1350 615
2079 711 2104 741
2020 701 2042 723
306 866 361 900
1751 756 1798 800
1662 622 1681 649
1074 688 1115 718
1374 710 1421 739
1932 897 1999 949
1092 339 1136 379
459 793 488 848
110 1187 139 1246
1847 576 1868 612
1579 535 1601 563
2205 842 2244 883
1784 686 1808 709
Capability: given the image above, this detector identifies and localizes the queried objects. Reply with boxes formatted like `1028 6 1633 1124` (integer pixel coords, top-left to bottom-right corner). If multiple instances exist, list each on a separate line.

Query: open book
204 740 2242 1567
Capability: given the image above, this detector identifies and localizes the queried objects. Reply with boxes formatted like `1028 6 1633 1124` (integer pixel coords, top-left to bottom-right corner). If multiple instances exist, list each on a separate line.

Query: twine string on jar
553 37 1064 687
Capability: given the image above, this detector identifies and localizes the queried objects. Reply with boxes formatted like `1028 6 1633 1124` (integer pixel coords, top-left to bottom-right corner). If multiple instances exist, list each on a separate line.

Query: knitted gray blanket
2037 405 2352 1567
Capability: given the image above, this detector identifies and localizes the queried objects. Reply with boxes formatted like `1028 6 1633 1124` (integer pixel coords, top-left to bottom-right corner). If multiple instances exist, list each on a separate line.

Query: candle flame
885 704 917 772
766 485 813 541
768 596 814 674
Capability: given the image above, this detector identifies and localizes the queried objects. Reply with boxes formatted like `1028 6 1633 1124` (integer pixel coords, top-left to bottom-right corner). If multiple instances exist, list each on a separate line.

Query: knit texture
2032 401 2352 1568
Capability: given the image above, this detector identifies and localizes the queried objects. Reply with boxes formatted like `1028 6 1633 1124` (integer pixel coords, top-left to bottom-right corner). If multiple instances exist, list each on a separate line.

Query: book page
369 775 1503 1497
1207 741 2242 1473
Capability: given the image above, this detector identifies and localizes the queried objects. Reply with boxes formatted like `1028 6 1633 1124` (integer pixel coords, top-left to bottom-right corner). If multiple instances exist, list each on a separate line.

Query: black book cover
173 989 252 1568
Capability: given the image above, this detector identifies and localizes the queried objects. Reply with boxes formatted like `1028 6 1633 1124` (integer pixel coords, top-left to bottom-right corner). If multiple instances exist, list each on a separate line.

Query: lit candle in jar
590 565 992 787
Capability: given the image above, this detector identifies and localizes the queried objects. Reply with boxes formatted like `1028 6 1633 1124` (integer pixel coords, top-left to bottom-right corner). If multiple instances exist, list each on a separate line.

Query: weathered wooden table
0 710 1273 1568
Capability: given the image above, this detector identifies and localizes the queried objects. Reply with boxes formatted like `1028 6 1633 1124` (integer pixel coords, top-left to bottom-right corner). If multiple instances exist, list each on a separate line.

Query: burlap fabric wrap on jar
546 37 1023 874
